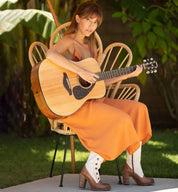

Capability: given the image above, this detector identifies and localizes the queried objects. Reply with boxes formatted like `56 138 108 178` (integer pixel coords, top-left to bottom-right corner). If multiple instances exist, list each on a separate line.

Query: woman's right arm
46 38 99 84
46 37 81 74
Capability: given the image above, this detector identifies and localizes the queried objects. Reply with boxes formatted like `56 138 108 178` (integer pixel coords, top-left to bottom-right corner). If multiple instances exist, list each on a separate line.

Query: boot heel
79 173 87 189
123 172 130 185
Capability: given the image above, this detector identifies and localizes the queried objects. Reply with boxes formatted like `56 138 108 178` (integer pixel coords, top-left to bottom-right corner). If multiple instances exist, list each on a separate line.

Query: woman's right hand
78 68 99 84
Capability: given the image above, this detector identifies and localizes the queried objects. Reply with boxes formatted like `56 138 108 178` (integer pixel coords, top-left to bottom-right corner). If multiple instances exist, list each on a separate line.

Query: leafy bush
111 0 178 123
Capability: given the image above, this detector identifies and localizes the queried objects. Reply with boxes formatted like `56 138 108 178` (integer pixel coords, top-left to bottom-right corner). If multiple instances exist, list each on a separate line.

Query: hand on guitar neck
105 65 143 86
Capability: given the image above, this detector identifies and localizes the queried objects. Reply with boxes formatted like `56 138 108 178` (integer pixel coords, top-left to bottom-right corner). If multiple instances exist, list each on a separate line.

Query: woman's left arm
104 65 143 86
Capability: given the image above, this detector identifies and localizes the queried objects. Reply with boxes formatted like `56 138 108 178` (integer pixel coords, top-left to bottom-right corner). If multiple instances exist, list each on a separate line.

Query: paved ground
1 174 178 192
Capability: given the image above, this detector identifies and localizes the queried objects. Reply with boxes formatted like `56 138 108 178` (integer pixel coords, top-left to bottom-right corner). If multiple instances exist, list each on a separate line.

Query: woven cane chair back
99 42 140 101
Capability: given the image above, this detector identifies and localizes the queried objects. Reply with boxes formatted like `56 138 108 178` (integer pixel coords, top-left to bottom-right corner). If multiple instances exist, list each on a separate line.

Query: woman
46 1 154 191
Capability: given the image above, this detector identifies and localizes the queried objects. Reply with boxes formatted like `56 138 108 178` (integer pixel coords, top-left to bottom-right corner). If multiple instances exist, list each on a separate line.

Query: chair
48 23 141 185
28 41 76 187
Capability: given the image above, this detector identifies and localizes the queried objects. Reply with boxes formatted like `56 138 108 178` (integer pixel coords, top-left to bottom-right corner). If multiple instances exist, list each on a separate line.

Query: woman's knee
137 102 149 113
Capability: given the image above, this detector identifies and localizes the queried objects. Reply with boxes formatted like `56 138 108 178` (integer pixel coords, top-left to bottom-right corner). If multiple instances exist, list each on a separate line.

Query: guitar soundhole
79 77 91 88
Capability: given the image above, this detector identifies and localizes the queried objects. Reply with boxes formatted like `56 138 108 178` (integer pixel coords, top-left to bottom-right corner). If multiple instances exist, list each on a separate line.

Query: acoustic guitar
31 57 158 119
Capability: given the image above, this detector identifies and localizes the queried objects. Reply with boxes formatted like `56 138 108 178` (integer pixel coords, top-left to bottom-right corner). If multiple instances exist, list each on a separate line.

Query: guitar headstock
143 58 158 74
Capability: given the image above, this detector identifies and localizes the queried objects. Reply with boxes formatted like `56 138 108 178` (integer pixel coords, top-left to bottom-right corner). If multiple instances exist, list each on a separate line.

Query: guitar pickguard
73 83 95 100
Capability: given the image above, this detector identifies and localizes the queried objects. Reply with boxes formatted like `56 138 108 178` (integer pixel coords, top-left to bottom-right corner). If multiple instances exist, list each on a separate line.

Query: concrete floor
1 174 178 192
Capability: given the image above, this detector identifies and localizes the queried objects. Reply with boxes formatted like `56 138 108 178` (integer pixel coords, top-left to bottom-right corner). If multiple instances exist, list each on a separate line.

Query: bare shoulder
48 34 74 54
46 34 76 60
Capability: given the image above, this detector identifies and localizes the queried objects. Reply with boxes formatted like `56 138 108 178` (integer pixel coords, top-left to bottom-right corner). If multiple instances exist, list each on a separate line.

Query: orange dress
61 49 152 161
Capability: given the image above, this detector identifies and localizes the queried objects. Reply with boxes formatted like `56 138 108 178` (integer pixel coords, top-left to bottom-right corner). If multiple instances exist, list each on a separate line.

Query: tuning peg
143 59 147 63
146 71 150 74
154 69 157 73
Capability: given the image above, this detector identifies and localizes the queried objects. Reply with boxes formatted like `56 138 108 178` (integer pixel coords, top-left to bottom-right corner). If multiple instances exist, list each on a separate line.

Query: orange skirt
61 97 152 161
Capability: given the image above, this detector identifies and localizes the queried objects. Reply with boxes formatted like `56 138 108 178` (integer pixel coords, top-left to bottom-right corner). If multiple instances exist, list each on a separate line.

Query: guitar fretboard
96 65 137 81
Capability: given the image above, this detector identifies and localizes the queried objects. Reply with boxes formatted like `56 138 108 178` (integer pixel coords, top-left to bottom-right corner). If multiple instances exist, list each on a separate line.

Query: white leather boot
123 141 154 185
79 151 111 191
85 151 103 183
126 141 144 177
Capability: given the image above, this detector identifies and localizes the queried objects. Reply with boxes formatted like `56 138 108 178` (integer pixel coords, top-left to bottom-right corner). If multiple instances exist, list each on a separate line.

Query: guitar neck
96 65 138 81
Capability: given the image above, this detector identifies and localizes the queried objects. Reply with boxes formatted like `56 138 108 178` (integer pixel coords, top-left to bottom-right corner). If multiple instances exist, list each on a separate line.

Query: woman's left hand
105 65 143 86
131 65 143 77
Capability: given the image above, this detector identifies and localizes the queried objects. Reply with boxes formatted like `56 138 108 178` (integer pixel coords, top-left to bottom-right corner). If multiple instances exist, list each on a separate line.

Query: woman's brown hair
65 1 103 57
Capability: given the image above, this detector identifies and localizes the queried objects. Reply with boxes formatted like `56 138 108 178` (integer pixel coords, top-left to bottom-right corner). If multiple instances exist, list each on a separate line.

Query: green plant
0 0 59 136
0 0 85 136
111 0 178 123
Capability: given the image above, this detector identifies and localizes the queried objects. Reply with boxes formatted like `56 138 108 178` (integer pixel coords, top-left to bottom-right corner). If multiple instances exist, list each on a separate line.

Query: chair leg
116 157 122 184
70 135 75 173
50 134 61 177
59 135 69 187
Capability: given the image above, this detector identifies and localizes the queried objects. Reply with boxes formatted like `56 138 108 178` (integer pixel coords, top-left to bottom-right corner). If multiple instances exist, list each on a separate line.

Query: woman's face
76 14 98 37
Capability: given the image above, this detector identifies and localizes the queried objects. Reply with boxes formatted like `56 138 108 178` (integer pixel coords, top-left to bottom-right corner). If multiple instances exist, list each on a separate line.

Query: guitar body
31 57 106 119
